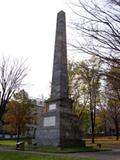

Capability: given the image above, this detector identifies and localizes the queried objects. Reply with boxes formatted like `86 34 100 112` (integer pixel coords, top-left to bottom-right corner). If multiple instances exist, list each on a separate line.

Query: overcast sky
0 0 86 99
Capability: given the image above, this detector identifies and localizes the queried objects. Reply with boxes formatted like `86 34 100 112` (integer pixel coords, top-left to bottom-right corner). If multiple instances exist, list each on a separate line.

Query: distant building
27 98 44 138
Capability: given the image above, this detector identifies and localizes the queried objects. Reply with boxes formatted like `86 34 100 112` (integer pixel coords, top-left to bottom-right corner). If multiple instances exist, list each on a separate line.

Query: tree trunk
104 122 107 136
0 100 8 123
17 126 21 142
115 120 119 140
91 110 95 143
89 86 95 144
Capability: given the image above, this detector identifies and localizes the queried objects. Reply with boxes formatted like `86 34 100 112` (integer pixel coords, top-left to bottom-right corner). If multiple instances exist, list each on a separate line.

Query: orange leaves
4 100 34 135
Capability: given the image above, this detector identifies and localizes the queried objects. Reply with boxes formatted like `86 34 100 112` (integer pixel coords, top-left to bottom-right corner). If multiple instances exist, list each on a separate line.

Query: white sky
0 0 87 99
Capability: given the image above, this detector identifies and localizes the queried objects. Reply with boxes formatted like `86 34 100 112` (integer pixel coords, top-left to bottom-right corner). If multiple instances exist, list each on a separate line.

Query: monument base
33 98 85 147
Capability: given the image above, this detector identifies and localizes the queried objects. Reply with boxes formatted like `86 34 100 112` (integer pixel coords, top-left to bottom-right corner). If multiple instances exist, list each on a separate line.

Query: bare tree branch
71 0 120 64
0 56 28 122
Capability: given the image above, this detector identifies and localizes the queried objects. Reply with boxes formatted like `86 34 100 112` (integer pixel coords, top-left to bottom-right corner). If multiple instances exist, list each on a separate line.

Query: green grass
29 146 98 153
0 140 100 152
0 138 112 152
1 136 119 152
0 152 95 160
0 139 16 147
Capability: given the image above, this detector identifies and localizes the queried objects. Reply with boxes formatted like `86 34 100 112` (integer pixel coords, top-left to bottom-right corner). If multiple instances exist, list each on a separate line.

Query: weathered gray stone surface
51 11 68 100
33 11 84 147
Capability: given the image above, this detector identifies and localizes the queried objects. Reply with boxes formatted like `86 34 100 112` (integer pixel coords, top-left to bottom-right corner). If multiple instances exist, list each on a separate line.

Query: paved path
0 147 120 160
69 149 120 160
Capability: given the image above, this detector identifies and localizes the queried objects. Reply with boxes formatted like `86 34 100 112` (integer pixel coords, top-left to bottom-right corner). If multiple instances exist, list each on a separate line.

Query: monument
33 11 84 147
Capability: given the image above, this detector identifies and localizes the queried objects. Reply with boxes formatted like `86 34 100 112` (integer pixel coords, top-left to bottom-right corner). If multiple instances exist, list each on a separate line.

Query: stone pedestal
34 98 84 147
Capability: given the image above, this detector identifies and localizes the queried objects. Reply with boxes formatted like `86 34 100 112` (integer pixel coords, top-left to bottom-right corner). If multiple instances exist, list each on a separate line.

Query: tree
106 64 120 100
0 56 28 124
105 64 120 140
95 106 108 135
68 56 101 143
107 98 120 140
68 61 90 132
14 89 29 102
4 90 35 142
80 57 101 143
71 0 120 65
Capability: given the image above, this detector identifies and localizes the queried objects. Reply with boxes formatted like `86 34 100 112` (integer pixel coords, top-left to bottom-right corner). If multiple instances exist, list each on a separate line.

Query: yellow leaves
96 116 102 126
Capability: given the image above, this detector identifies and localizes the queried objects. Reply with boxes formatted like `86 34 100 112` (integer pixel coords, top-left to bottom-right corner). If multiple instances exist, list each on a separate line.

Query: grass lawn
0 139 100 152
0 139 16 147
0 136 120 152
29 146 98 153
0 152 95 160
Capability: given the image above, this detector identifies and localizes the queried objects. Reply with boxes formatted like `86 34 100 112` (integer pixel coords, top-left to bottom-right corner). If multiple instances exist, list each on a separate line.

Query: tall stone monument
34 11 84 147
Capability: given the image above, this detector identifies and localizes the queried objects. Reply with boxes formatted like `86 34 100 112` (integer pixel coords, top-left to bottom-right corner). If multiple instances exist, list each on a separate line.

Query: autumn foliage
4 90 35 141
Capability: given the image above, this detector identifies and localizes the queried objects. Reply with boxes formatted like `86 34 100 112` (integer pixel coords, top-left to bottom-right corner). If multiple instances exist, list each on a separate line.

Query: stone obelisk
51 11 68 100
34 11 84 147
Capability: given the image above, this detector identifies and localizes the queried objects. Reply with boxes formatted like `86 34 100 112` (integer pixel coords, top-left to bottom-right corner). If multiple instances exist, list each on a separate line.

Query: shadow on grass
26 145 110 153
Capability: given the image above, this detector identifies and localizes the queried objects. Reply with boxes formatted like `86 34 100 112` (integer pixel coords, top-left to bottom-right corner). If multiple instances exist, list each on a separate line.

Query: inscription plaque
43 116 56 127
49 103 56 110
